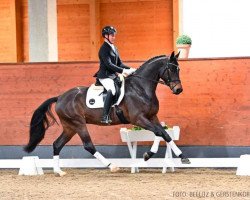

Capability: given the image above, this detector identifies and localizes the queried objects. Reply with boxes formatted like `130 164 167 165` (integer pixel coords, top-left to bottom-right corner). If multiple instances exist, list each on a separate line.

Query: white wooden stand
120 126 180 173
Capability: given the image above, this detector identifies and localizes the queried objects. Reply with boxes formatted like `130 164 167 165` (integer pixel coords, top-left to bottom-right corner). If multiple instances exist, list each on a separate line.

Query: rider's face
107 33 116 44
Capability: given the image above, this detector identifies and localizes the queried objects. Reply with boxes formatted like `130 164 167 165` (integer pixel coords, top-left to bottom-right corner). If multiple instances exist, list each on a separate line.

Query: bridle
131 58 181 91
160 59 181 90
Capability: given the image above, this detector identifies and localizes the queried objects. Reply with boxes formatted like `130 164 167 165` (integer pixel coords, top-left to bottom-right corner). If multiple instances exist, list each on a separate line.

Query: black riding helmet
102 26 117 37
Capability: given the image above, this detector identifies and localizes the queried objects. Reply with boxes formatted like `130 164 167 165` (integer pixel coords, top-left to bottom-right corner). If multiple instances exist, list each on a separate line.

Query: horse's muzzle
170 82 183 95
172 86 183 95
174 88 183 95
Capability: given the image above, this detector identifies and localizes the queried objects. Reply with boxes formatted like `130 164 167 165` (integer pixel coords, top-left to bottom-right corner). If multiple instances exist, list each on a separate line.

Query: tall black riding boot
101 90 113 124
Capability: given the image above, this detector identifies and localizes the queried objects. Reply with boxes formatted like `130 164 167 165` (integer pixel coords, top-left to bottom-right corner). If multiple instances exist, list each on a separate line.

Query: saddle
86 75 125 108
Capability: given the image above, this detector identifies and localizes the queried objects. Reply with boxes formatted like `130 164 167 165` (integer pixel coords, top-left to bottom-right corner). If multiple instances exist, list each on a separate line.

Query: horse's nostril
176 88 183 94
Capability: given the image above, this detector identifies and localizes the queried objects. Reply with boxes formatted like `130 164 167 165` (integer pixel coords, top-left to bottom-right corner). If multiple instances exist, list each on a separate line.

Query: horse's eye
170 66 177 72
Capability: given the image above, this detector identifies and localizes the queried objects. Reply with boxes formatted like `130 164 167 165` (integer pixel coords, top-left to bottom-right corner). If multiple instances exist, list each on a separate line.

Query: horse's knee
163 134 172 142
154 130 163 137
155 131 171 142
84 142 96 155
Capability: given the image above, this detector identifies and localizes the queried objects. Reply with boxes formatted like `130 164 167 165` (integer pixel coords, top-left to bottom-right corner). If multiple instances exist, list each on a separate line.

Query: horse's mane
139 55 167 69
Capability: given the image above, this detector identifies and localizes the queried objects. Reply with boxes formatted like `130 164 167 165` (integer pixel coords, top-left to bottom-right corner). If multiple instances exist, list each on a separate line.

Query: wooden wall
100 0 173 60
0 58 249 146
0 0 176 62
57 0 174 61
0 0 28 62
0 0 18 62
57 0 91 61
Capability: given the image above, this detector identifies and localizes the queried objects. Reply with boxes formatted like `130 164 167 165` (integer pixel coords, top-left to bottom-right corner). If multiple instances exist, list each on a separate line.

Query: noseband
159 60 181 90
131 59 181 90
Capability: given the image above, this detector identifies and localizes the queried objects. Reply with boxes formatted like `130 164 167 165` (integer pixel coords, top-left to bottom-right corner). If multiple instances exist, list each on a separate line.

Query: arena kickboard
0 158 240 169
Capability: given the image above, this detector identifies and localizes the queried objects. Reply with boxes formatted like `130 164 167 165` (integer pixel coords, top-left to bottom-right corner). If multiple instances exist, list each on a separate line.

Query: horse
24 51 190 176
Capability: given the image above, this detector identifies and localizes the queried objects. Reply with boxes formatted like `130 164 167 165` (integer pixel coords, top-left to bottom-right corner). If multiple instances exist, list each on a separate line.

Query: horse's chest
143 96 159 114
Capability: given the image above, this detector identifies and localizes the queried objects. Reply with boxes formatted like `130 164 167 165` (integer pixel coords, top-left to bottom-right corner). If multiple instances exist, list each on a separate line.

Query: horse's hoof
109 164 120 172
54 170 67 177
181 158 191 164
143 151 154 161
143 152 150 161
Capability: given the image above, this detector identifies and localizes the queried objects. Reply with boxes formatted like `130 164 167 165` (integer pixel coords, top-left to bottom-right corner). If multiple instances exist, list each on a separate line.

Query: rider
94 25 136 124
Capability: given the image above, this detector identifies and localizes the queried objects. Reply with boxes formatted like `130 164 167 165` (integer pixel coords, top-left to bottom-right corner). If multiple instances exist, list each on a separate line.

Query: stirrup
101 115 112 124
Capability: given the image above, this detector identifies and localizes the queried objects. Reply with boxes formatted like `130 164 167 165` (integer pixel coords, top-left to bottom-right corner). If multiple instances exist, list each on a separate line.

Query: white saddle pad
86 75 125 108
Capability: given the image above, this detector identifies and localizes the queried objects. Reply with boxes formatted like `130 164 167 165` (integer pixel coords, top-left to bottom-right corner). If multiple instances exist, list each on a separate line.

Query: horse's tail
24 97 59 153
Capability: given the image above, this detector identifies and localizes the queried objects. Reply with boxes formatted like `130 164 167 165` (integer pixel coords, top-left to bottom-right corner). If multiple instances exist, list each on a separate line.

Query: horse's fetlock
84 143 96 155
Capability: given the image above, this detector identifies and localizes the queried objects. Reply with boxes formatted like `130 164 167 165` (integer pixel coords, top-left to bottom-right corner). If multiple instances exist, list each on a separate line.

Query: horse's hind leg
53 128 76 176
76 125 120 172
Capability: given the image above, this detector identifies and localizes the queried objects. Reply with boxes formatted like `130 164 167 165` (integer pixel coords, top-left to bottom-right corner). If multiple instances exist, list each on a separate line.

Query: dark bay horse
24 51 190 176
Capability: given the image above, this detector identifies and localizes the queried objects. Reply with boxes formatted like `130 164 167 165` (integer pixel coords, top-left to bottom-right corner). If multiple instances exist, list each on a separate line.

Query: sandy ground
0 168 249 200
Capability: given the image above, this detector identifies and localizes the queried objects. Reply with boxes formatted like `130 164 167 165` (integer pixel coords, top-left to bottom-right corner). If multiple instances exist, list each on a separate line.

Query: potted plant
176 35 192 58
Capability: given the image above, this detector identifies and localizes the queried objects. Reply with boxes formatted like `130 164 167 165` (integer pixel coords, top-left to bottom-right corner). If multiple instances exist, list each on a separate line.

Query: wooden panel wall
0 58 249 146
100 0 173 60
0 0 17 62
57 0 174 61
57 0 91 61
177 59 250 146
0 0 28 62
0 0 175 62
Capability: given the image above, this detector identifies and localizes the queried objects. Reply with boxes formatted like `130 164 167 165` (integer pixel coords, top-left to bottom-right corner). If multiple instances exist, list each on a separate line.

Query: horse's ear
170 51 175 59
175 51 180 59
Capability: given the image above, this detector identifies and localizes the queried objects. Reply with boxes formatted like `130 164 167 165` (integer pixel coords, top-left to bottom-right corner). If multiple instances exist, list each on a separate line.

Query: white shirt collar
105 39 116 52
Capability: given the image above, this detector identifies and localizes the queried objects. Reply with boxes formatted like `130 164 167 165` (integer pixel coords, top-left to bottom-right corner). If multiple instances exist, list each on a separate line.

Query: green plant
130 124 168 131
176 35 192 45
131 126 144 131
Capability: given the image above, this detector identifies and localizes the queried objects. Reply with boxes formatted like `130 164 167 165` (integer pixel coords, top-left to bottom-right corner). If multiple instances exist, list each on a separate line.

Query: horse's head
160 51 183 95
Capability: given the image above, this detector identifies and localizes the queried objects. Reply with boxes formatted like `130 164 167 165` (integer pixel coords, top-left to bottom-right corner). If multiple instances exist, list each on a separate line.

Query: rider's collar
105 39 116 52
105 39 114 46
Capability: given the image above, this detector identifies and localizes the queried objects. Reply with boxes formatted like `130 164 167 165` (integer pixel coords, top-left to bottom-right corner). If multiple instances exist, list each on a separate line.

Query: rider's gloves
122 68 136 77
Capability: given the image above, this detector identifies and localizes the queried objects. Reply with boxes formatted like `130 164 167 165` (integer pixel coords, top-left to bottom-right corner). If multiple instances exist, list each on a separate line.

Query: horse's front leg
135 117 190 164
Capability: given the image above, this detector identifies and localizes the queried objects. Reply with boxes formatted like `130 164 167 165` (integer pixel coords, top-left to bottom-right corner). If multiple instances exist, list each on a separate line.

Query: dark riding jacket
94 42 130 79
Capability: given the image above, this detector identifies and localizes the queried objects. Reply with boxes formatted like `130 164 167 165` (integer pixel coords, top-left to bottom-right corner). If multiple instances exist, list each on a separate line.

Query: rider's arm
100 50 124 73
116 48 130 69
117 56 130 69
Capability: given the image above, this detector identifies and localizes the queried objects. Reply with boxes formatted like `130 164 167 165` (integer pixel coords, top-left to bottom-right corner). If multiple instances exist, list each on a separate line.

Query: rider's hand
130 68 136 73
122 68 136 77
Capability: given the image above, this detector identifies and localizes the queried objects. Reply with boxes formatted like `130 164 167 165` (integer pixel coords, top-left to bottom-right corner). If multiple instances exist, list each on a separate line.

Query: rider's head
102 26 117 44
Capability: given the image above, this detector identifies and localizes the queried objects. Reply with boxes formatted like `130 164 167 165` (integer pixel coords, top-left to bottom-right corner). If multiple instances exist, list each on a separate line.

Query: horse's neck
141 66 157 76
139 58 164 79
140 60 163 82
130 61 163 93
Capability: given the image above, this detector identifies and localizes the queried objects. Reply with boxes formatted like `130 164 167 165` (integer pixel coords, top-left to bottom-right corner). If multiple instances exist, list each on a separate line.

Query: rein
131 74 167 85
131 60 181 90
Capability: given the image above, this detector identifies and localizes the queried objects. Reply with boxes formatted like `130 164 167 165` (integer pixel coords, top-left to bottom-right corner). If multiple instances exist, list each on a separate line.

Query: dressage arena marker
236 154 250 176
18 156 44 176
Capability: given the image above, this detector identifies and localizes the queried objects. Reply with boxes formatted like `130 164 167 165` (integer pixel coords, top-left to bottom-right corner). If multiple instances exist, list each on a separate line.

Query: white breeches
99 78 116 95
